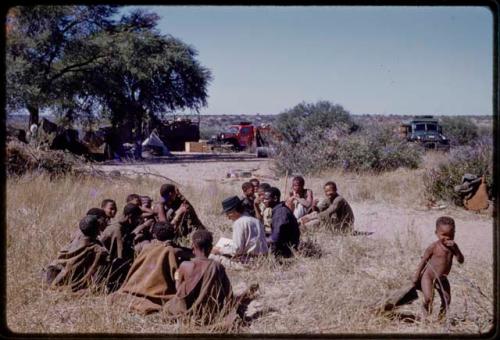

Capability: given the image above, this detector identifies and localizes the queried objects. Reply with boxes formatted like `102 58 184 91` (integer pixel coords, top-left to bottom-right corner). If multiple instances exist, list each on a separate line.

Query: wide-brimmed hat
221 196 241 214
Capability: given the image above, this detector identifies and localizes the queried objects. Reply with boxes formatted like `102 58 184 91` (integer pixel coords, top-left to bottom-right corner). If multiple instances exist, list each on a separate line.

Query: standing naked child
412 216 464 317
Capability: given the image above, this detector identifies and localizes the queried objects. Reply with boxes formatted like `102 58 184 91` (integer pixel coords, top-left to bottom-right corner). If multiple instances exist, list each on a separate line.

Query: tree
6 6 212 149
274 100 358 145
6 5 118 127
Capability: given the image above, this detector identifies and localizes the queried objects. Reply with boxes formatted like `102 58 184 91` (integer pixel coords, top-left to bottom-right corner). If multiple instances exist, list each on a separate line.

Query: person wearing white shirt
210 196 268 268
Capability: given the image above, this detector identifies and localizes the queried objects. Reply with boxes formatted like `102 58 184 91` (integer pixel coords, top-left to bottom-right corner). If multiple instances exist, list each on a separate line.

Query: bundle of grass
6 140 79 178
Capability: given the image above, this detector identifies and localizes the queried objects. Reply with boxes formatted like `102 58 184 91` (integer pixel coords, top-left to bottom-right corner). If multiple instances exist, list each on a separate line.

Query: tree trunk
27 104 39 128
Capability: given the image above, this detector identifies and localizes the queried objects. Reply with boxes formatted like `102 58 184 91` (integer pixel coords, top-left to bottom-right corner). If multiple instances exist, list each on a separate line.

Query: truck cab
219 122 255 150
400 116 449 150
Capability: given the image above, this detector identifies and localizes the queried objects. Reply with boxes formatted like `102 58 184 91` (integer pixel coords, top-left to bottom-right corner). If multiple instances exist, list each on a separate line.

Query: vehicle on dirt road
211 122 278 157
399 115 450 150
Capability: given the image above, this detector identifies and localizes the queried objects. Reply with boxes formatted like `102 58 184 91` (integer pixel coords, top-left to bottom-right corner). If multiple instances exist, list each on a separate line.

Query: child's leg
436 276 451 317
420 272 435 315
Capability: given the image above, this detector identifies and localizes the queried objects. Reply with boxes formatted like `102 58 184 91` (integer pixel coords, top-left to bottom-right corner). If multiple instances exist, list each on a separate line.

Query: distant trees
6 5 212 141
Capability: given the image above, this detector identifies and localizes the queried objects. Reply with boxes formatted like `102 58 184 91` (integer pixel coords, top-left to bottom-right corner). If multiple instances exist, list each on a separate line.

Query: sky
126 6 493 116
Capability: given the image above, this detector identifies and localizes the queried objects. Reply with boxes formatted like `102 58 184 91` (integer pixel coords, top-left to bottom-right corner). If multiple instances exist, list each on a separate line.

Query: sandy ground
97 157 494 264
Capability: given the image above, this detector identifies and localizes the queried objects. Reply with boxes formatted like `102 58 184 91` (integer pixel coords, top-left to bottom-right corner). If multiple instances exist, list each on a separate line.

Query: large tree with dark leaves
6 6 212 142
6 6 117 127
80 9 212 147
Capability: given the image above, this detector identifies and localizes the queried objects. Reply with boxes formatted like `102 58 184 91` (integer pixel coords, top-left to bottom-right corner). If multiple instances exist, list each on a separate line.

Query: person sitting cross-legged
44 215 109 292
263 187 301 258
210 196 268 269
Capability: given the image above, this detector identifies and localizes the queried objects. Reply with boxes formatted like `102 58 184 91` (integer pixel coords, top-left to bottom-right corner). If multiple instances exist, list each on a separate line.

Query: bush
272 115 423 175
441 116 479 146
336 124 422 173
6 140 78 178
423 137 493 205
275 101 358 145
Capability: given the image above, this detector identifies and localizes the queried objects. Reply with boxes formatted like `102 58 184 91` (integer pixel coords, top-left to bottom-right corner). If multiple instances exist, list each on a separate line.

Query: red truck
214 122 276 156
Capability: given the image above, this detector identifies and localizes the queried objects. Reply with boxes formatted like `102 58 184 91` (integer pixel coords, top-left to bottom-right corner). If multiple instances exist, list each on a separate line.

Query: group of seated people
44 177 354 322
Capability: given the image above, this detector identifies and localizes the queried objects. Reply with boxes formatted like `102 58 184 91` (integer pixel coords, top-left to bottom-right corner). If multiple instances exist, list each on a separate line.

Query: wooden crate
185 141 205 152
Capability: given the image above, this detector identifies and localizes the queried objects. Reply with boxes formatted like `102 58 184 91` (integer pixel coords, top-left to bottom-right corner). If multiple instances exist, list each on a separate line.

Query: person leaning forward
300 181 354 233
263 187 300 258
155 184 206 239
210 196 268 268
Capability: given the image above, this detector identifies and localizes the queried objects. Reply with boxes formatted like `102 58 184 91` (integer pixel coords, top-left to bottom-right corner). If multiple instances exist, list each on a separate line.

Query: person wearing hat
210 195 268 267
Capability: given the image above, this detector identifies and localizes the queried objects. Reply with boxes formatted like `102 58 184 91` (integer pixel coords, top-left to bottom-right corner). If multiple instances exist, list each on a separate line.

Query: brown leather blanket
109 242 192 315
45 232 109 292
163 258 236 326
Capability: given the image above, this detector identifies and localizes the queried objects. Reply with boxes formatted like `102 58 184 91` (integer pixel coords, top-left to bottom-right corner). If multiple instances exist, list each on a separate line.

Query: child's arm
412 243 434 283
445 240 464 264
295 189 314 209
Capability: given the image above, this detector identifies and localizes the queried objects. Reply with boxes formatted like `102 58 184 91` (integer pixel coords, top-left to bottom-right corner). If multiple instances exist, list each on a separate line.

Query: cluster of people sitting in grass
44 176 463 323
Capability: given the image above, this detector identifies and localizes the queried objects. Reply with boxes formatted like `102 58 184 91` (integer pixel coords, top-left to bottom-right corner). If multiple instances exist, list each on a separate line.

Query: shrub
273 116 423 175
275 101 358 145
423 137 493 205
336 123 422 173
441 116 479 146
6 140 78 178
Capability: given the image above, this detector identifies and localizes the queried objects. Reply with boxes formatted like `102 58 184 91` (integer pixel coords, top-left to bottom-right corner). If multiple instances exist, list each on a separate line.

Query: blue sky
126 6 493 116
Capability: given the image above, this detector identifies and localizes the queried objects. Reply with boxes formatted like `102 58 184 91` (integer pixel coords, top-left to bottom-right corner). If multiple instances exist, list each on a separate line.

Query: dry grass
6 169 494 335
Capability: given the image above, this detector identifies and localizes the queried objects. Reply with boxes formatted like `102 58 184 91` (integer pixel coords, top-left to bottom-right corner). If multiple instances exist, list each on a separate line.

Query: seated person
44 215 109 292
250 178 260 195
101 199 117 220
155 184 206 239
99 203 153 292
286 176 314 220
140 195 156 220
300 181 354 233
127 193 155 218
86 207 110 231
109 221 193 315
63 208 108 251
240 182 256 217
163 230 234 324
263 187 300 258
210 196 268 267
254 182 272 234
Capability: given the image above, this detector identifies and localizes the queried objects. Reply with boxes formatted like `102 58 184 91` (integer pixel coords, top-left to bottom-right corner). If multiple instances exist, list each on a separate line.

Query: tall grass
6 173 493 334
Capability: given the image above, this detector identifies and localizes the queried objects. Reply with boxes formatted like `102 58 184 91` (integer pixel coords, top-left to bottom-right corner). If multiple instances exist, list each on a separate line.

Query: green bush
272 104 423 175
423 137 493 205
441 116 479 146
335 124 422 173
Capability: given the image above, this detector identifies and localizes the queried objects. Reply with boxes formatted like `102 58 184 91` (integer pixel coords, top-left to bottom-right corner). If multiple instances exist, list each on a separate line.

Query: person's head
292 176 305 193
126 194 142 206
140 195 153 209
250 178 260 191
257 183 271 199
221 196 244 221
263 187 281 208
324 181 338 200
241 182 255 198
191 230 213 257
160 184 177 205
101 199 117 219
79 215 100 239
122 203 143 227
86 207 108 231
435 216 456 243
151 221 175 241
